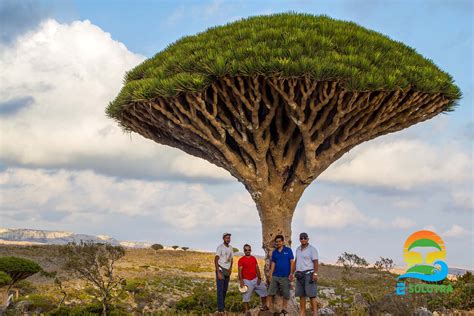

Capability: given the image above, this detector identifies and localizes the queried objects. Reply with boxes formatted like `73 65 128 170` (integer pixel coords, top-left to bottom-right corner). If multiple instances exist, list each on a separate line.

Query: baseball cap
222 232 231 238
299 232 309 239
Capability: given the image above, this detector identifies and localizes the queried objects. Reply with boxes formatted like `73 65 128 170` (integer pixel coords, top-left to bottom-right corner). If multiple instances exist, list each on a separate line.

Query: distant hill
0 228 151 248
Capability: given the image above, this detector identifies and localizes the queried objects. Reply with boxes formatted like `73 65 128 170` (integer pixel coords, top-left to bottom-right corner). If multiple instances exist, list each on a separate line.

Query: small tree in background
374 257 395 273
337 252 369 274
232 247 239 253
60 242 126 316
172 246 179 250
0 271 12 307
151 244 164 251
333 253 369 313
181 247 189 251
0 256 42 291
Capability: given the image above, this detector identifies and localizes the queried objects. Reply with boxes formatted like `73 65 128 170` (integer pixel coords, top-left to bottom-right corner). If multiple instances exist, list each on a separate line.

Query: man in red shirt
238 244 269 314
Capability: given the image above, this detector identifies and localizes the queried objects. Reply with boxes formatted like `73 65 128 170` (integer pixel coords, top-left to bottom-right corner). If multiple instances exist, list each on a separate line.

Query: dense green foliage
48 303 128 316
0 271 11 287
175 287 261 313
107 13 460 118
0 256 41 288
427 271 474 310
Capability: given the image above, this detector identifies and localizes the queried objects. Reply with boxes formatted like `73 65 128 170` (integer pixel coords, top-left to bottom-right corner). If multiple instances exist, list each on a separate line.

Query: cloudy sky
0 0 472 268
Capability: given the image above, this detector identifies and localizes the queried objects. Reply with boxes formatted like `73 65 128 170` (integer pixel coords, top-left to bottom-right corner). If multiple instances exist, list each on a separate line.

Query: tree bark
254 184 306 314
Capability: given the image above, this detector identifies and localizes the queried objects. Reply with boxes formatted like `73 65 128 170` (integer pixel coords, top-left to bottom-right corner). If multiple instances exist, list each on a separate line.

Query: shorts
268 276 290 299
242 278 268 302
295 272 317 298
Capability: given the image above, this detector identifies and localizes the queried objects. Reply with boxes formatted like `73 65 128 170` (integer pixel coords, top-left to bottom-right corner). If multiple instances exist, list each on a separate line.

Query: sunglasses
300 237 308 240
244 249 251 251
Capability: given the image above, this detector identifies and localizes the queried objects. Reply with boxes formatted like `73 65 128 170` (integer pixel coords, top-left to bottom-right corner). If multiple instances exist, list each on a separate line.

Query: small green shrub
175 286 260 312
18 294 56 313
124 279 146 294
48 302 128 316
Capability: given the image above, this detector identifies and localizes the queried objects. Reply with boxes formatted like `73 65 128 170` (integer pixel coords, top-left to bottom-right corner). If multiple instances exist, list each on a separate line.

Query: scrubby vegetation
60 242 126 316
0 246 472 315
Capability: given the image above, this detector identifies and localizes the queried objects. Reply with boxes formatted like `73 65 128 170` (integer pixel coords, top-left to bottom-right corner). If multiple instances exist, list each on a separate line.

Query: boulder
414 307 433 316
318 307 335 315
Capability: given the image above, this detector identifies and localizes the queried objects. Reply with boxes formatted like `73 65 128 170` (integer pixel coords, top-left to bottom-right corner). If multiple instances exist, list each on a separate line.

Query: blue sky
0 0 472 269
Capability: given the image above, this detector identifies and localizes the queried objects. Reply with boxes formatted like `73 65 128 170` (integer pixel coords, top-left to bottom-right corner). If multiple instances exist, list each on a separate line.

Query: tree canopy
0 256 42 289
107 12 460 119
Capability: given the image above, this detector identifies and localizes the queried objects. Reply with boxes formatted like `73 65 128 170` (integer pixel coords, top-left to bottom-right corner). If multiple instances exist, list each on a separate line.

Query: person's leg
280 277 290 312
282 298 288 310
243 302 249 313
299 297 306 316
254 281 269 310
223 276 230 307
296 276 306 315
268 295 274 310
267 278 278 311
305 274 318 315
242 279 255 312
216 273 224 312
310 297 318 315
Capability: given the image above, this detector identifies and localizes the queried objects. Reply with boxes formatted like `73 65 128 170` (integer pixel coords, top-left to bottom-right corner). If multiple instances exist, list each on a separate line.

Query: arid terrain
0 245 472 315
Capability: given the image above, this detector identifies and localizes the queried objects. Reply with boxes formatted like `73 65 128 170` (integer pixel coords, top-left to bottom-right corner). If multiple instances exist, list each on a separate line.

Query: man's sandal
260 305 269 311
280 309 288 315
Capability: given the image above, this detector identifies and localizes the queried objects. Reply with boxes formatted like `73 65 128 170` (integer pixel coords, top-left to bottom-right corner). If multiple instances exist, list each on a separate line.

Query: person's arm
288 249 295 281
292 249 297 275
269 261 275 283
312 248 319 282
215 248 223 280
256 262 262 285
229 252 233 274
238 264 244 287
289 259 295 281
312 259 319 281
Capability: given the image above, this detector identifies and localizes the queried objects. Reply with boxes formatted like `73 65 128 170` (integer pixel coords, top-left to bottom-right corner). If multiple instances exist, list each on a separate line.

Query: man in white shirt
214 232 233 314
294 232 319 316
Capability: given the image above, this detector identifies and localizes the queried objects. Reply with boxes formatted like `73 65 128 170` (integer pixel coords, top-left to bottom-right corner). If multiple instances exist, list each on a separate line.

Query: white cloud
391 217 416 229
303 197 382 229
451 190 474 210
443 224 472 238
0 19 232 182
321 138 472 190
0 167 256 230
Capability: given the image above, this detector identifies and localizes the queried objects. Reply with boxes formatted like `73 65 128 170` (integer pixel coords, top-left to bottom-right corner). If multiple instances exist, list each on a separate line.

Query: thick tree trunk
253 185 306 315
0 289 9 311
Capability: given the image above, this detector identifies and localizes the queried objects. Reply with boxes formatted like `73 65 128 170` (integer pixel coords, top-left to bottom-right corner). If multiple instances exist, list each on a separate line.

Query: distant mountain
0 228 150 248
448 267 474 276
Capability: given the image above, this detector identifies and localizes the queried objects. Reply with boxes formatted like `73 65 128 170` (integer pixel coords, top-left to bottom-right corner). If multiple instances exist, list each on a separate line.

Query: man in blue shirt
268 234 294 315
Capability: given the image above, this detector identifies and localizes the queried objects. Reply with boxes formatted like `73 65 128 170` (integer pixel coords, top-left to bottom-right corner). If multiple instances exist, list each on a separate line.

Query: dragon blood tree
107 14 460 277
